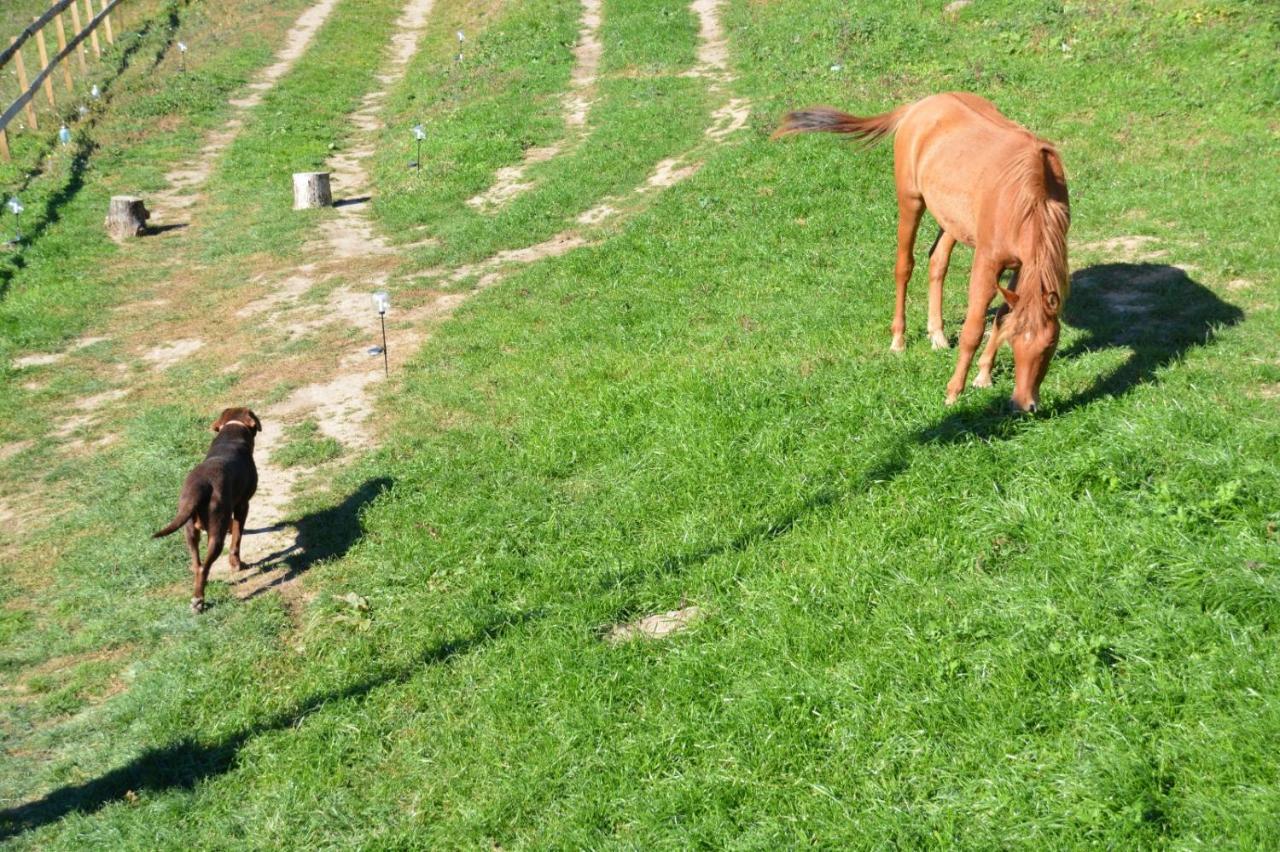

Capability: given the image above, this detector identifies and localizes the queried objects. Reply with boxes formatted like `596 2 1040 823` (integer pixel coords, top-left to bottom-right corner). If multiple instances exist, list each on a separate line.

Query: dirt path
17 0 752 619
465 0 603 211
152 0 343 218
228 0 440 603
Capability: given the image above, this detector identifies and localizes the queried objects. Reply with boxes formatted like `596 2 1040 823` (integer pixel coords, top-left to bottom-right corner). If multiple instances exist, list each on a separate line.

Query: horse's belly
924 193 976 247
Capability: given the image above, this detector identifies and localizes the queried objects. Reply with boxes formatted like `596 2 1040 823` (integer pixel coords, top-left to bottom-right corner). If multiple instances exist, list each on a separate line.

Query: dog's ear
210 410 229 432
248 410 262 433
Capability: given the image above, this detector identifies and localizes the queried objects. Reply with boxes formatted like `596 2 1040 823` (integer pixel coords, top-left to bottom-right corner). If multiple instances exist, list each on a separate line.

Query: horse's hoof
929 333 950 350
191 597 207 614
944 391 959 406
890 336 906 353
972 373 992 389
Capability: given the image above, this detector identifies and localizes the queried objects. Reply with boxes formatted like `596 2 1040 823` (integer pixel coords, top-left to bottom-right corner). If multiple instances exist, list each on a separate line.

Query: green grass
274 419 343 468
3 0 1280 847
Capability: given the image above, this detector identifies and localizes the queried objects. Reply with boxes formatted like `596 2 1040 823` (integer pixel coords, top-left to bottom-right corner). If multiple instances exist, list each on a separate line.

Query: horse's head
1001 263 1067 413
1008 312 1060 413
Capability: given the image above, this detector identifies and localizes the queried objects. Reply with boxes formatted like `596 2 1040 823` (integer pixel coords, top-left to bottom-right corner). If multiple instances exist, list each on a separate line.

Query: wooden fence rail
0 0 126 161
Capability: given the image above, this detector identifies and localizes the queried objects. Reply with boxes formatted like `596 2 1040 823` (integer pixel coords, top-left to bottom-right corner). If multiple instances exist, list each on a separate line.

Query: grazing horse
774 92 1070 412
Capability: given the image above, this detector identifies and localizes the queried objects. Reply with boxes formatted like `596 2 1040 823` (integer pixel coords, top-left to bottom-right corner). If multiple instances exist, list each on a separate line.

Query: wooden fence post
82 0 101 58
69 0 88 72
0 130 10 163
98 0 114 45
35 23 56 110
11 39 39 130
53 0 75 93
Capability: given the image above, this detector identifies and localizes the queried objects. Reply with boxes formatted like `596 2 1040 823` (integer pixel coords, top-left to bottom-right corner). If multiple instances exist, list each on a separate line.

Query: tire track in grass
465 0 604 212
230 0 441 605
152 0 344 218
454 0 751 286
33 0 347 468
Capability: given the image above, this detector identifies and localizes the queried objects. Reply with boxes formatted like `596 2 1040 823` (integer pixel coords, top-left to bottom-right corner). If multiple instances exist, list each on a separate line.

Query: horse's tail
771 105 906 145
153 481 209 538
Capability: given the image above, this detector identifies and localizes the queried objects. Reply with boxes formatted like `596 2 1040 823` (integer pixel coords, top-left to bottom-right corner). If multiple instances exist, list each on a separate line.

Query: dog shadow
237 477 393 600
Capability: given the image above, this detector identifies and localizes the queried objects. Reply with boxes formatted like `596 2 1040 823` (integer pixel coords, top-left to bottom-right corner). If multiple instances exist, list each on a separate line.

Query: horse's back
895 93 1050 249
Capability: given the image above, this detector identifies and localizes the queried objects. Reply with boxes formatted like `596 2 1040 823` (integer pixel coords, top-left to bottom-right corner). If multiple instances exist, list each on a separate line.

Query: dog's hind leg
193 515 226 614
228 502 248 571
183 520 201 574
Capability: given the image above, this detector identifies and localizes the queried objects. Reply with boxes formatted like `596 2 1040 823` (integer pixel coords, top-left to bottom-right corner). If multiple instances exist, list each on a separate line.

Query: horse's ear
998 285 1020 307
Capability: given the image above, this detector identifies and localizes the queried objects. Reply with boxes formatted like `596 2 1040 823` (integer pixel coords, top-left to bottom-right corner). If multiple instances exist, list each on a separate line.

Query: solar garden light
7 197 23 245
371 291 390 376
456 29 464 62
177 41 188 73
59 125 71 146
91 84 101 100
410 124 426 171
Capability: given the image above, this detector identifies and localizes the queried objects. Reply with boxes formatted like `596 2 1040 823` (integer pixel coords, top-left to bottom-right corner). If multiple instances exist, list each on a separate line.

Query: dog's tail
153 483 209 538
771 105 905 145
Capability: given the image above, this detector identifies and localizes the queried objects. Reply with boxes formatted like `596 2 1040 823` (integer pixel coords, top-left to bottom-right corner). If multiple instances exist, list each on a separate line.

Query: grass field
2 0 1278 846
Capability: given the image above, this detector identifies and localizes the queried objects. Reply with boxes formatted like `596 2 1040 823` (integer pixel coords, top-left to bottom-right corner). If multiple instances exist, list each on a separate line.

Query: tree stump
105 196 150 239
292 172 332 210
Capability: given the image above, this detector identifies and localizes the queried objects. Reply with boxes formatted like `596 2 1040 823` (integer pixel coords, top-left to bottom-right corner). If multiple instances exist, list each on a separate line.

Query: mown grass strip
196 0 407 262
4 0 1280 847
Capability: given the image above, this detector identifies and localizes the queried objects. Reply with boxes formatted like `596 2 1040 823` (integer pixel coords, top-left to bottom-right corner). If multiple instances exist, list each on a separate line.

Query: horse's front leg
890 196 924 352
974 269 1018 388
945 253 1002 404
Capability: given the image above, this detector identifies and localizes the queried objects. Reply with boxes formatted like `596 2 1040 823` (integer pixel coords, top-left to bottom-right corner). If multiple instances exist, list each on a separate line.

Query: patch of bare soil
607 606 703 643
0 439 34 462
1075 235 1168 262
12 352 64 369
142 337 204 368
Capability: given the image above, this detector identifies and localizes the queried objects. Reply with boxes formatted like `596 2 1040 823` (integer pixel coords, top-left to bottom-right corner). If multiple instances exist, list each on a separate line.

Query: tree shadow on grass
0 1 189 304
0 608 532 841
637 264 1243 584
238 477 393 600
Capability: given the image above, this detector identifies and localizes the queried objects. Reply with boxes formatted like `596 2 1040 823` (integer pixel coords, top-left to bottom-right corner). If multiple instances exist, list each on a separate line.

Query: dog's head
211 407 262 434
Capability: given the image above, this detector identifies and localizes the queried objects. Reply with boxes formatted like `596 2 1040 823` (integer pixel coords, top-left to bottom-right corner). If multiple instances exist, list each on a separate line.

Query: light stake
371 291 390 376
59 125 71 146
91 84 100 100
7 197 23 245
177 41 187 73
409 124 426 171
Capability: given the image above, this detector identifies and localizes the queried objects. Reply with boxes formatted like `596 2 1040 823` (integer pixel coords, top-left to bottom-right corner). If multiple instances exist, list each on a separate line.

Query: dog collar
220 421 254 431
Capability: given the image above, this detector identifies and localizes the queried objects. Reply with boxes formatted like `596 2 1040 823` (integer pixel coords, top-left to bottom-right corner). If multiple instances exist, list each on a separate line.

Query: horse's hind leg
890 196 924 353
927 230 956 349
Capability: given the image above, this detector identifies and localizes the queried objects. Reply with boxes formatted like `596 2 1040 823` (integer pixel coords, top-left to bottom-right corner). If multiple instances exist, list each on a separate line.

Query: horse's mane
1001 140 1070 332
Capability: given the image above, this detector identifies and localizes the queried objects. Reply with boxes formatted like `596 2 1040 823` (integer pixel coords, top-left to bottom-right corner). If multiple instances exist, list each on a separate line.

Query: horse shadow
919 262 1244 442
238 477 393 599
619 263 1243 588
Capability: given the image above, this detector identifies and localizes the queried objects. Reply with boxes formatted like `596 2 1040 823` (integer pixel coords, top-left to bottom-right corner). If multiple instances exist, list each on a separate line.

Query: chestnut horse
774 92 1070 412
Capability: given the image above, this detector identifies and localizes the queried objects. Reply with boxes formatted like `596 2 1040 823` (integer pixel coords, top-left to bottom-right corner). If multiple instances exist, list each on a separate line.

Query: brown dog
154 407 261 612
